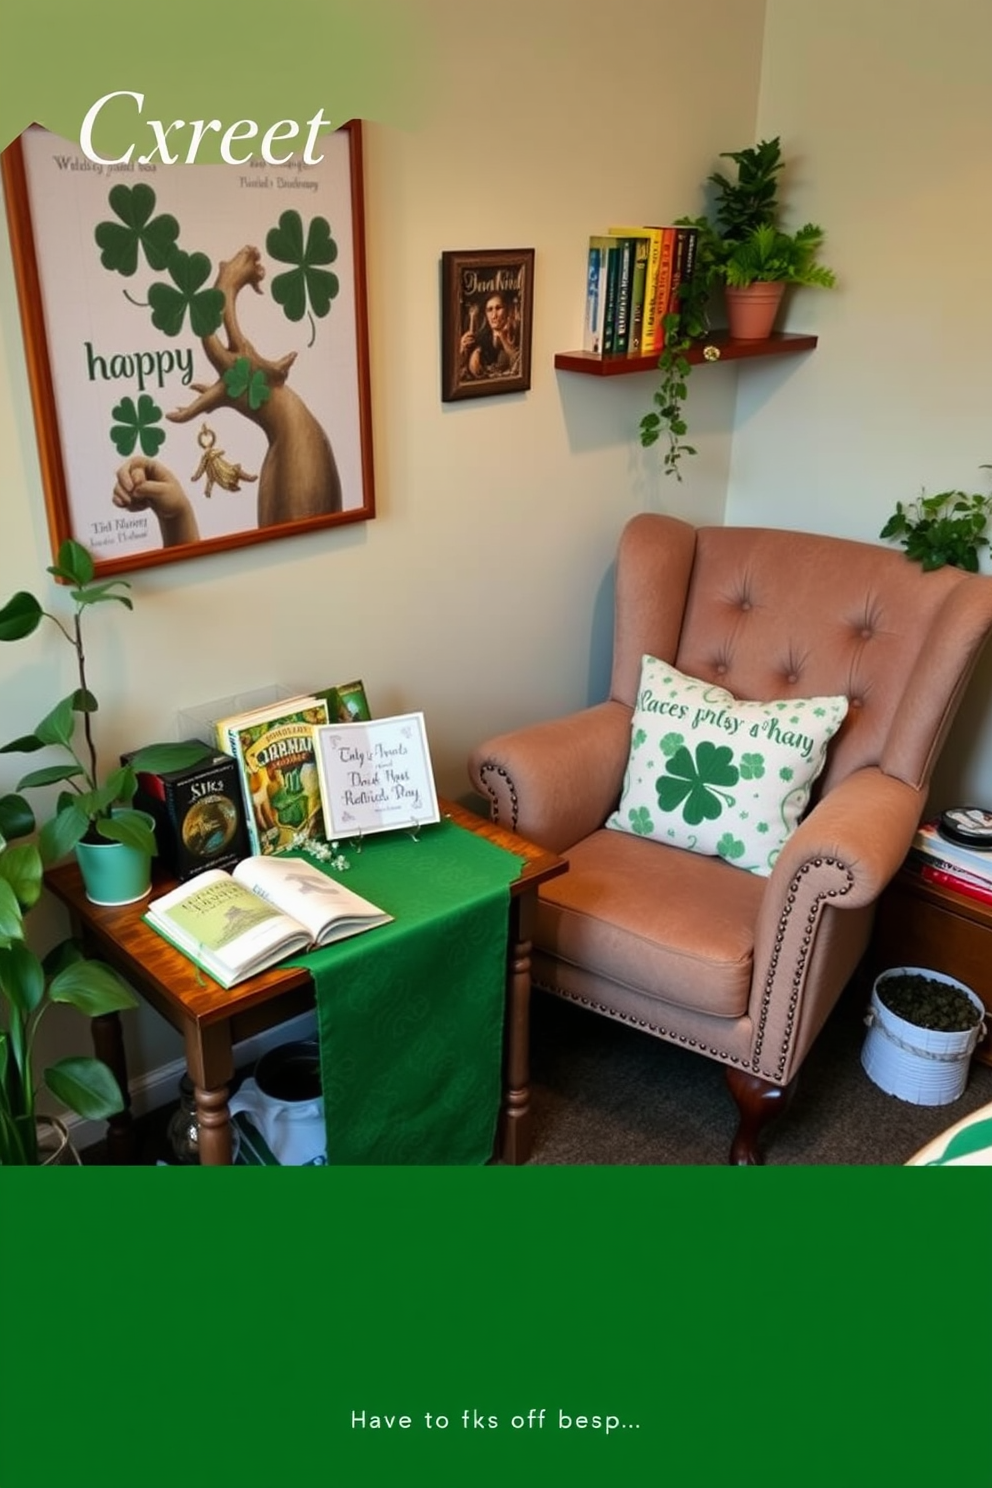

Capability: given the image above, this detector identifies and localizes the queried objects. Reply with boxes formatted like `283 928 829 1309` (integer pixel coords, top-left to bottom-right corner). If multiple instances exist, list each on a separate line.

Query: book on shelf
583 235 614 355
144 856 393 989
648 226 678 351
911 820 992 884
610 236 636 355
216 694 330 856
609 226 662 354
918 862 992 907
626 236 650 355
601 238 622 355
667 225 699 336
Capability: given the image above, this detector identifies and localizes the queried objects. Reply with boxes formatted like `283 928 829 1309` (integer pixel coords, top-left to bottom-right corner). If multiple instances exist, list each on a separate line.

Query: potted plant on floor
862 965 985 1107
640 136 836 478
0 538 209 903
0 790 138 1163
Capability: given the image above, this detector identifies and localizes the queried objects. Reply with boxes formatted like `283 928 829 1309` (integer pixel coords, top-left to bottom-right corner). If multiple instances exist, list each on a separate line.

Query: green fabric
288 818 523 1165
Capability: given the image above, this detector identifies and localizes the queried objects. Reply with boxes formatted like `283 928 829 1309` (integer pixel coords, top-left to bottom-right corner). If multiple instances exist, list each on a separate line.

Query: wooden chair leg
725 1067 797 1166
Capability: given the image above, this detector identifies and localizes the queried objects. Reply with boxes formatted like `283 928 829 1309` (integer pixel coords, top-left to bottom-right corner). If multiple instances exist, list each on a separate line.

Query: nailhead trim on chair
535 977 744 1070
477 763 519 831
754 857 855 1080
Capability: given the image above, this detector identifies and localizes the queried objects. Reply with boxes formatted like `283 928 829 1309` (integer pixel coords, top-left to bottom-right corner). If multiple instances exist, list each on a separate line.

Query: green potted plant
0 790 138 1163
640 136 836 477
0 538 209 902
879 467 992 571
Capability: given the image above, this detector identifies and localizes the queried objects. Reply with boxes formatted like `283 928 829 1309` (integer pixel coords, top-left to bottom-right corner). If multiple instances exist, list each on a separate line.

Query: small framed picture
440 248 534 402
314 712 440 838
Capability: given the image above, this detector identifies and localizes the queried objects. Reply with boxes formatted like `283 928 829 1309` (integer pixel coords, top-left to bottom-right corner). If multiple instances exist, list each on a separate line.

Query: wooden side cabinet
870 866 992 1067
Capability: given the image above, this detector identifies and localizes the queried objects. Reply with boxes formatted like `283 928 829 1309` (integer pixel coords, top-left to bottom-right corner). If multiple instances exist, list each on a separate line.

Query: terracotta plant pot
725 281 786 340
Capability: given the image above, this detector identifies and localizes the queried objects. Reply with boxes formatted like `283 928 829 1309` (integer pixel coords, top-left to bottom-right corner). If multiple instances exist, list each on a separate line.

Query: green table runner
288 817 524 1164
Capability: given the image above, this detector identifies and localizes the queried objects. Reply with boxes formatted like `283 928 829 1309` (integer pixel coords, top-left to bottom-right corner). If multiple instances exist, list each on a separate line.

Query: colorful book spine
601 240 622 355
608 227 661 353
625 237 650 355
674 225 699 332
650 227 678 351
920 863 992 906
912 823 992 882
611 237 636 355
583 235 613 355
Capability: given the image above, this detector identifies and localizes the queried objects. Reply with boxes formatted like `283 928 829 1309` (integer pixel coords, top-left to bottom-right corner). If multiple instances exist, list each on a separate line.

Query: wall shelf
553 330 818 377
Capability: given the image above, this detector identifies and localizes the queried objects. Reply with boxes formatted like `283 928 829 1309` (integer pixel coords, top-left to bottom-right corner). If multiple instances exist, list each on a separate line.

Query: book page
233 856 390 942
313 712 440 838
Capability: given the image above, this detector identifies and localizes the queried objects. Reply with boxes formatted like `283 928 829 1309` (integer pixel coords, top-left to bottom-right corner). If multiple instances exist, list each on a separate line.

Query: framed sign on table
1 120 374 577
314 712 441 839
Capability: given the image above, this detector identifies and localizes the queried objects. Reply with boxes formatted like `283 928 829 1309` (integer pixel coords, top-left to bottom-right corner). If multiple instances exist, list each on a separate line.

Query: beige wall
723 0 992 809
0 0 766 1089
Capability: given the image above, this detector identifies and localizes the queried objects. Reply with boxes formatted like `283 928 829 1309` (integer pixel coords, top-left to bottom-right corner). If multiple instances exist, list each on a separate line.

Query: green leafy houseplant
0 790 138 1163
0 538 208 865
640 137 835 478
879 468 992 571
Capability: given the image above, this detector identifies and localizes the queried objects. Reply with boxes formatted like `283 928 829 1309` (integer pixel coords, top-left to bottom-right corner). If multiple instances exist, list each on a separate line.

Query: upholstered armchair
469 514 992 1163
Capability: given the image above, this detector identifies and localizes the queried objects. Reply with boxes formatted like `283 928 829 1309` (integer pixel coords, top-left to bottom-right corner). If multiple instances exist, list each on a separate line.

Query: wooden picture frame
440 247 534 402
1 121 375 577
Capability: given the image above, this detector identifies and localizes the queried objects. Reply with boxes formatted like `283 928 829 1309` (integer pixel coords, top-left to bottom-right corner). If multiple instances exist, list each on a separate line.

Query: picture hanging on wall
440 247 534 402
1 120 375 578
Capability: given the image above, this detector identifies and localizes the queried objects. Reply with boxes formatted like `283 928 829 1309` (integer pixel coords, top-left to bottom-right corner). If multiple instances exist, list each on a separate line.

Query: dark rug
525 968 992 1165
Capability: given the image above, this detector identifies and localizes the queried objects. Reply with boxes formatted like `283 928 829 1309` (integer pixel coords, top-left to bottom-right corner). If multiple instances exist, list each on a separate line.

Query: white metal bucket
861 967 987 1106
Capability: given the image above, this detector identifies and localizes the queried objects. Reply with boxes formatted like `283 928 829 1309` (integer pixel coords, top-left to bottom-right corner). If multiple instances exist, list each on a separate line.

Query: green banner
4 1170 990 1488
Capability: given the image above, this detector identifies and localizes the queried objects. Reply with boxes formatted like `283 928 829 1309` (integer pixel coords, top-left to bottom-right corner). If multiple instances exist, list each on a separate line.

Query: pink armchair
469 514 992 1163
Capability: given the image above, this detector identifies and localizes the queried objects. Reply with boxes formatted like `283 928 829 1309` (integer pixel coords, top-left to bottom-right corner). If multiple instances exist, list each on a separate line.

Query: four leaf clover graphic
94 185 180 277
717 833 746 862
148 249 225 337
267 211 340 342
224 356 271 411
628 806 654 836
739 752 765 780
656 741 739 825
110 394 165 458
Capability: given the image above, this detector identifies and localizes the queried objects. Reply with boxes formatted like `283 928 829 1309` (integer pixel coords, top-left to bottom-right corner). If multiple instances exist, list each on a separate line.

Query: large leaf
17 763 85 790
0 841 43 912
0 878 26 942
0 942 45 1016
0 591 43 641
48 539 95 587
33 695 77 749
0 793 36 842
39 804 91 865
128 741 214 773
45 1056 125 1120
95 810 156 855
49 958 138 1016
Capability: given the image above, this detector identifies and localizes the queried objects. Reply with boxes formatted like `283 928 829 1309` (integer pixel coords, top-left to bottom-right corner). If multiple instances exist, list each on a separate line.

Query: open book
144 856 392 989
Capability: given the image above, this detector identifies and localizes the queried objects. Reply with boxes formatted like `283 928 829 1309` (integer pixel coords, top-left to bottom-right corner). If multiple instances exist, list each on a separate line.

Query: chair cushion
537 829 765 1018
607 655 848 876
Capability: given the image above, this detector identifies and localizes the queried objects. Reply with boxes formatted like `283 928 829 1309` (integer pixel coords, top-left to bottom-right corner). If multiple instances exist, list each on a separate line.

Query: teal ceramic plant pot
74 810 157 906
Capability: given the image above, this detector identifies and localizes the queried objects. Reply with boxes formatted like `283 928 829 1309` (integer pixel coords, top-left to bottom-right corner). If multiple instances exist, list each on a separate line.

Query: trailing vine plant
879 467 992 571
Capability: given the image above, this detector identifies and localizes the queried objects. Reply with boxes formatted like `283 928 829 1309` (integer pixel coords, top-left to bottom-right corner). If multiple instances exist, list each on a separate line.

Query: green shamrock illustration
717 833 746 861
224 356 271 411
632 727 647 749
148 249 225 337
740 752 765 780
779 765 794 782
660 731 684 757
109 394 165 457
94 185 180 276
628 806 654 836
267 211 339 341
656 741 739 825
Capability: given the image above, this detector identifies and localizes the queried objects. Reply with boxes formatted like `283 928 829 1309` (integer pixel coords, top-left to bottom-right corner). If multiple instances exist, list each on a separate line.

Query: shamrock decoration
148 249 225 337
656 741 739 826
267 211 339 343
109 394 165 458
717 833 746 862
739 752 765 780
628 806 654 836
94 185 180 277
224 356 271 411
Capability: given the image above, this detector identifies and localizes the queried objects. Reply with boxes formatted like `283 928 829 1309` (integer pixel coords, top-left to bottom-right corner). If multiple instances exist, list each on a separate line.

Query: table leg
91 1010 137 1164
186 1022 236 1165
194 1083 234 1165
498 891 536 1165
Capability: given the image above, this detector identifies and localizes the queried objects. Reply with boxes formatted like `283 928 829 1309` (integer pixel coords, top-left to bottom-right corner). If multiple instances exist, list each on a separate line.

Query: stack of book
583 224 698 357
909 820 992 907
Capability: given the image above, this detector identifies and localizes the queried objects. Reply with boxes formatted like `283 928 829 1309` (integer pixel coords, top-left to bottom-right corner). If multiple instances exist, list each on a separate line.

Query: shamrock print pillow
607 656 849 876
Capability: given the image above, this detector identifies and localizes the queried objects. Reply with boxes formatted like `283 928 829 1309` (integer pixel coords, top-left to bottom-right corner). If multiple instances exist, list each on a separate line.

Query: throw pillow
607 656 849 876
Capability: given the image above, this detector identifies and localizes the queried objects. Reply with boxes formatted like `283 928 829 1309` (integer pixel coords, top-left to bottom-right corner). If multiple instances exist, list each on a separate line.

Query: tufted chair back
470 514 992 1164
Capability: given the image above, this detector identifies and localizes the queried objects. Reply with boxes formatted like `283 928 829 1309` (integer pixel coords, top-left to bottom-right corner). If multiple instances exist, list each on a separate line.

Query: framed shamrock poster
1 121 374 576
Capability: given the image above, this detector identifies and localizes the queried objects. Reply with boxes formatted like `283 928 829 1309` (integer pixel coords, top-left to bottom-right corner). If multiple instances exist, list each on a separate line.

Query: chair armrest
765 766 927 910
468 700 632 852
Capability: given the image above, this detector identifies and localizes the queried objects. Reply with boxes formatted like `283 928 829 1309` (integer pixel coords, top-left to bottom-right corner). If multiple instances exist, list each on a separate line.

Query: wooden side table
870 865 992 1067
44 799 566 1165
